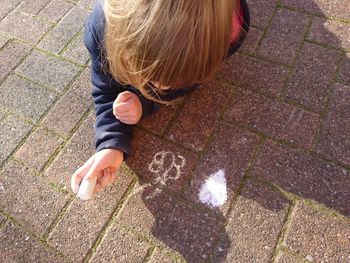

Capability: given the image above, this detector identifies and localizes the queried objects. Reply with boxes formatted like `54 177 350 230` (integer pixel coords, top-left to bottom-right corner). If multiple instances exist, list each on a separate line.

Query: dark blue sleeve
83 2 158 157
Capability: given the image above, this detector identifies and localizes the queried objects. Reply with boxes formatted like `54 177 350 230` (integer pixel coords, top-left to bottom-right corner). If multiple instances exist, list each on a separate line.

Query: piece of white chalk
77 176 97 201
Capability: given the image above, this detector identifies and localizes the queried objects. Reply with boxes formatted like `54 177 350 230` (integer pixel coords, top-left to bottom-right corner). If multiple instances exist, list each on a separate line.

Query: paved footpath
0 0 349 262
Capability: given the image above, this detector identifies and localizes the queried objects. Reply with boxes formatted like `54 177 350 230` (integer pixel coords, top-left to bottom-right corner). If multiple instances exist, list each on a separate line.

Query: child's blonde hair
103 0 236 103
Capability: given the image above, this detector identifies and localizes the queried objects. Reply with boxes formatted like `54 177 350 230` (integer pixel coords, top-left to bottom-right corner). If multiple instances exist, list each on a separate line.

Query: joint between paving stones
0 209 73 263
84 179 138 262
142 245 157 263
59 27 85 56
277 14 314 99
279 4 350 24
311 54 348 152
44 196 75 241
269 199 298 262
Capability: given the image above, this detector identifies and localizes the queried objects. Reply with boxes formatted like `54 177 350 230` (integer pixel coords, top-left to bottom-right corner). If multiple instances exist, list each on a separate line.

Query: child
71 0 250 196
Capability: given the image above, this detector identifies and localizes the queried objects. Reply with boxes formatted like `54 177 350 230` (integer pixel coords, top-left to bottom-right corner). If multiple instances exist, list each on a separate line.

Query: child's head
103 0 236 102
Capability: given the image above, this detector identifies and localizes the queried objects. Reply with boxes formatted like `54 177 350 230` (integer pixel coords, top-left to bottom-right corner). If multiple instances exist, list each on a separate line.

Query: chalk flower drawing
198 169 227 208
133 151 186 199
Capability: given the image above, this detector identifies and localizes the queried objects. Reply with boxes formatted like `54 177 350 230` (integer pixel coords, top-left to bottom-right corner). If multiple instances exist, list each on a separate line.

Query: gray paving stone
38 0 73 23
0 160 69 236
62 32 90 64
0 40 32 82
275 251 302 263
16 50 80 92
316 83 350 165
212 181 290 263
0 115 32 165
246 0 276 28
337 53 350 85
0 34 10 49
42 69 92 136
0 10 51 44
15 127 64 172
219 53 289 96
0 75 56 122
251 140 350 216
281 0 350 21
285 201 350 262
149 249 183 263
38 7 90 54
48 169 133 262
0 0 22 20
257 9 310 65
284 42 343 112
308 17 350 50
0 221 65 263
17 0 51 15
44 113 95 187
80 0 95 10
90 225 150 263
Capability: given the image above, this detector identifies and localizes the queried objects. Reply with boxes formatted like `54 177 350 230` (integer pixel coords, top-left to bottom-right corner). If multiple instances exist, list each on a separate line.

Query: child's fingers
113 102 130 114
99 168 113 189
115 91 134 103
71 158 94 193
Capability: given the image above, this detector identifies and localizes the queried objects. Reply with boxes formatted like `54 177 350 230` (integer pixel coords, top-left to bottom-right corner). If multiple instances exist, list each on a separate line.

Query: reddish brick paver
0 1 349 262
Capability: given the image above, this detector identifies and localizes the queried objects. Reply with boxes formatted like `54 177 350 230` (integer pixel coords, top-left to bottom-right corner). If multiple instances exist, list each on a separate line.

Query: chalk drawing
132 151 186 200
198 169 227 208
148 150 186 186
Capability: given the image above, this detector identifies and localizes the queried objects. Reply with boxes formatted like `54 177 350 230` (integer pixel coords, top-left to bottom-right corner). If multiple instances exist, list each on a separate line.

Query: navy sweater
84 0 250 158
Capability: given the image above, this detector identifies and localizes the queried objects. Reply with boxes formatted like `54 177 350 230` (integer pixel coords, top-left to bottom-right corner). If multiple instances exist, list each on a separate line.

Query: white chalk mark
198 169 227 208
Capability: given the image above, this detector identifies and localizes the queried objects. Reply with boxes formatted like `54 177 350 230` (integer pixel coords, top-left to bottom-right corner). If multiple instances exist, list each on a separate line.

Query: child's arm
71 6 157 197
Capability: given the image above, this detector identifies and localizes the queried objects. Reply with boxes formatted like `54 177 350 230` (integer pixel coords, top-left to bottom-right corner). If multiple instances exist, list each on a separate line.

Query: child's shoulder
86 0 106 43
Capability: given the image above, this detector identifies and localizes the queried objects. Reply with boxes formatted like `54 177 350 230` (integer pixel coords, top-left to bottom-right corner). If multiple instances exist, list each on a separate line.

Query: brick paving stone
0 160 69 236
0 0 22 20
251 140 350 216
0 75 56 122
239 27 264 54
285 201 350 262
246 0 277 28
0 115 32 166
90 225 150 263
0 34 10 49
337 53 350 84
0 11 51 44
186 123 258 215
0 214 7 227
316 83 350 165
224 89 320 149
219 53 289 96
48 168 132 262
212 181 290 263
139 103 178 136
308 17 350 50
284 42 343 112
166 81 232 152
17 0 51 15
42 69 92 137
275 251 302 263
62 32 90 64
149 249 183 263
44 113 95 187
0 221 65 263
118 187 225 263
38 0 73 23
16 50 80 92
281 0 350 21
257 9 310 65
80 0 95 10
0 40 31 82
38 7 90 54
127 129 197 192
15 127 64 171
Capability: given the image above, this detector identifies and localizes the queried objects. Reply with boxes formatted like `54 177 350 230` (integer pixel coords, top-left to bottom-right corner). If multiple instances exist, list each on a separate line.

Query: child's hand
113 91 142 125
71 148 124 195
